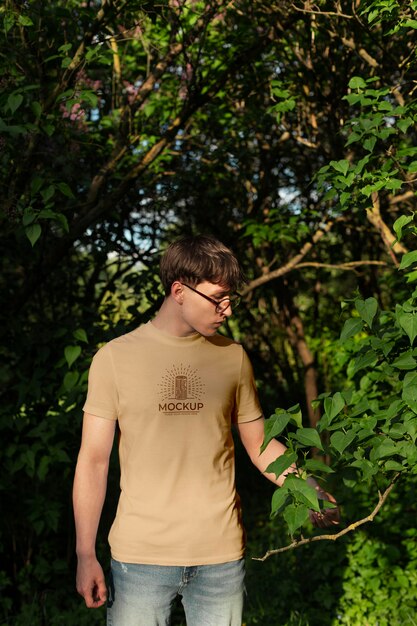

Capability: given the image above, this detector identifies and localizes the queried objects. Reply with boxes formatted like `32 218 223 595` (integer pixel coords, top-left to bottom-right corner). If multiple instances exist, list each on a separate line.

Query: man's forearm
249 437 296 487
73 455 109 556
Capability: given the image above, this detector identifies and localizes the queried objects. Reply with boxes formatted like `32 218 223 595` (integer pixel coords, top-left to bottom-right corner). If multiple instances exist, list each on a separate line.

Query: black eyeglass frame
182 283 241 314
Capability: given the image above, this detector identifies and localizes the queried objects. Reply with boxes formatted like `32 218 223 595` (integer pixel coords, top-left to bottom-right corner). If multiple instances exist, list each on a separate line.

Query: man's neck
152 298 199 338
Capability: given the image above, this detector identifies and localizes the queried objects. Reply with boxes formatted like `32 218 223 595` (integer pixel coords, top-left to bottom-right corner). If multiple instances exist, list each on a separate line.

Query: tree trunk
284 308 320 428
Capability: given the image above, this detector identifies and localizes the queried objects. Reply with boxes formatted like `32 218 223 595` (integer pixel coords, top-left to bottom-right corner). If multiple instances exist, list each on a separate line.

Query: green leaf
283 504 310 535
345 131 362 145
57 182 75 198
58 43 73 54
363 136 377 152
38 209 56 219
397 310 417 345
285 476 321 511
73 329 88 343
63 371 80 391
304 459 335 474
370 438 398 461
42 122 55 136
324 392 345 423
384 460 405 472
351 458 378 480
340 317 363 341
393 216 417 241
18 15 34 27
340 191 351 207
31 101 42 118
293 428 323 451
407 161 417 173
270 486 289 516
41 185 55 203
398 441 417 465
330 430 357 454
349 349 378 376
330 160 350 176
30 176 43 195
406 270 417 283
349 76 367 89
3 13 15 33
261 412 291 452
64 345 82 368
53 212 69 233
37 456 50 481
287 404 303 429
402 372 417 413
397 119 413 133
370 335 394 358
399 251 417 270
356 427 376 442
265 451 297 479
392 351 417 370
7 93 24 114
356 297 378 328
25 224 42 246
22 209 36 226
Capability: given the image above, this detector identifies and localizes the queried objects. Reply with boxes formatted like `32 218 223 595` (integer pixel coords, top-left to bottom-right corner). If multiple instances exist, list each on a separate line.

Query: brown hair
160 235 245 295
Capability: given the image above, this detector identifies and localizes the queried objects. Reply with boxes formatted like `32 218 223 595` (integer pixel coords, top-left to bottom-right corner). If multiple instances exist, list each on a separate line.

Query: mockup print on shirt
83 321 262 566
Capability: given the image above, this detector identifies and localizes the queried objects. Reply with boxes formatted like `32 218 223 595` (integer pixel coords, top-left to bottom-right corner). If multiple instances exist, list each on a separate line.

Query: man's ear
171 281 184 304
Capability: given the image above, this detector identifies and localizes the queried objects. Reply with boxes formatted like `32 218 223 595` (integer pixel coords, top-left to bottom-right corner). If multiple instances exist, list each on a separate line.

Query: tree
2 0 417 623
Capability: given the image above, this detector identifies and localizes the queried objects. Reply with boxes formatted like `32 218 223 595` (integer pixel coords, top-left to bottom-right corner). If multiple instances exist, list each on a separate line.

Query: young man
73 235 338 626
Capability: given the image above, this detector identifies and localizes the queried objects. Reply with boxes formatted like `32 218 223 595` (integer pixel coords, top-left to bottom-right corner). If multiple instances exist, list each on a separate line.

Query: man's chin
200 327 220 337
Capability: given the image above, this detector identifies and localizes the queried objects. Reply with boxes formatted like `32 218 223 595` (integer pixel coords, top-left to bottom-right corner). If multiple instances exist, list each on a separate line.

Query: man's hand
76 555 107 608
307 478 341 529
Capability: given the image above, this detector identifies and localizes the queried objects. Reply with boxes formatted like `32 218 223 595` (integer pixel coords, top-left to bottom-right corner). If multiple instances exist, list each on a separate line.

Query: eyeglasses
182 283 241 314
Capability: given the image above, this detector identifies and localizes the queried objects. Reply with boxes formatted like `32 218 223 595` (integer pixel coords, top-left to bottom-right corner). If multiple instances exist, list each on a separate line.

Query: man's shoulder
205 334 242 350
109 324 147 345
94 324 148 357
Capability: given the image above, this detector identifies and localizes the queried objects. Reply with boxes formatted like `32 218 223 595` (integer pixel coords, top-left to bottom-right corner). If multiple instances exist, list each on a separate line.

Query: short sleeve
83 344 119 420
233 348 262 424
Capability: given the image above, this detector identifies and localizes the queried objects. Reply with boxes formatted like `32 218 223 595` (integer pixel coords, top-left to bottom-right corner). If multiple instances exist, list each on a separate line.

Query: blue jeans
107 558 246 626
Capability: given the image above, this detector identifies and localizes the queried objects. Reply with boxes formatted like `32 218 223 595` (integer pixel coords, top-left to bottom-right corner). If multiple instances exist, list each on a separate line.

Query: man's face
179 281 234 337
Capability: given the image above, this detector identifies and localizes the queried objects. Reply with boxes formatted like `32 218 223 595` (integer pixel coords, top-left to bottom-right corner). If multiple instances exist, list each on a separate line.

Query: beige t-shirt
83 321 262 566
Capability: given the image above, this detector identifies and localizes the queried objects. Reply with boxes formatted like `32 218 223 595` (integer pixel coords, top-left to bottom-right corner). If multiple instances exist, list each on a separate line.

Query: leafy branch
255 215 417 556
254 472 400 561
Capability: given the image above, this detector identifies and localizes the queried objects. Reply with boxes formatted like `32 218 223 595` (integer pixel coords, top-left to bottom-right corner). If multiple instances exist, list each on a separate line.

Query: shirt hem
82 403 117 420
109 549 246 567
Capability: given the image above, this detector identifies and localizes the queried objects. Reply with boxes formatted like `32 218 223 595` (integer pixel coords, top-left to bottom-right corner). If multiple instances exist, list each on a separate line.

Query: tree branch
253 473 400 562
295 260 387 271
241 220 335 296
290 4 353 19
84 1 248 206
366 191 408 264
47 0 125 108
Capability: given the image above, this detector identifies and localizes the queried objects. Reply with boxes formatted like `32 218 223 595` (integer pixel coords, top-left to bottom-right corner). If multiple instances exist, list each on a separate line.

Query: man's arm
73 412 116 608
236 416 340 527
236 416 291 486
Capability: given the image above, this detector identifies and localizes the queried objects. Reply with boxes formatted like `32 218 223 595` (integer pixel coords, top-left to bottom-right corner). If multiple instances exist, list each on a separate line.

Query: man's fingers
78 579 107 608
93 579 108 606
76 559 107 609
309 506 341 528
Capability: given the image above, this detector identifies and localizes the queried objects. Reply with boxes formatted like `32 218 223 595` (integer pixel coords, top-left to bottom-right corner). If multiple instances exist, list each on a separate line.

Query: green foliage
335 529 417 625
264 215 417 536
242 469 417 625
316 73 417 211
